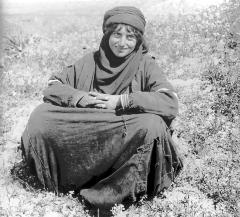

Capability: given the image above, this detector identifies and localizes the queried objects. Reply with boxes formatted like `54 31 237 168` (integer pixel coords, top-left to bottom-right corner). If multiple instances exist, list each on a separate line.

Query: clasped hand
77 92 120 110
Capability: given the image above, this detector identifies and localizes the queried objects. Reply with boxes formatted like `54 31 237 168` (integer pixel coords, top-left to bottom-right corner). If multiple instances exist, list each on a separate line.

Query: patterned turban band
103 6 146 34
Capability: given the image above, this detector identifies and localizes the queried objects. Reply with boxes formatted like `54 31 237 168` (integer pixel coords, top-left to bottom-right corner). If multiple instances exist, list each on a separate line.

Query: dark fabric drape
43 53 179 126
21 103 182 208
94 34 145 94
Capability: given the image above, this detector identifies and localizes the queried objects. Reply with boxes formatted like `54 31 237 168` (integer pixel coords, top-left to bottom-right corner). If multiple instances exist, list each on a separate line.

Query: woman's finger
96 95 109 101
94 103 107 109
89 92 102 97
87 99 106 105
89 92 110 100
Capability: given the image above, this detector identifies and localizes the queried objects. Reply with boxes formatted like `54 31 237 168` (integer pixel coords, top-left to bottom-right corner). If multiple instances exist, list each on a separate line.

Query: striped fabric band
156 88 178 99
48 79 62 85
120 94 130 110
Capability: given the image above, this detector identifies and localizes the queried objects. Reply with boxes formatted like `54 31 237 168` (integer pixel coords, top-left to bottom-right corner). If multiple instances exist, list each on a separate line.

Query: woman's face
109 24 137 58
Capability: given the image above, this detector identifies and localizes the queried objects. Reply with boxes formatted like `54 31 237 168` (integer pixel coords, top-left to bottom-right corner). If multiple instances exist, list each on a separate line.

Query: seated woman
21 6 183 208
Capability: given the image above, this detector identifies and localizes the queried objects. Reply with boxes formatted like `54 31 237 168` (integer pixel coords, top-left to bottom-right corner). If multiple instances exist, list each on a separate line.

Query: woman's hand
89 92 120 110
77 94 108 108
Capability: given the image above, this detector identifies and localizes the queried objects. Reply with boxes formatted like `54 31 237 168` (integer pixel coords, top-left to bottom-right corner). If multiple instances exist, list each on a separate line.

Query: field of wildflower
0 0 240 216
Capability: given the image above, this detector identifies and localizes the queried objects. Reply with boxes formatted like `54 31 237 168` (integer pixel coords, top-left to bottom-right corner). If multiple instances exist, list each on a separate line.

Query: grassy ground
1 0 240 216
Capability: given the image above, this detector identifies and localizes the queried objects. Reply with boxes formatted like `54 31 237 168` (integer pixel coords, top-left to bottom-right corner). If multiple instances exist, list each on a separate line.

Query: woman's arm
121 56 179 124
43 53 103 108
43 64 88 107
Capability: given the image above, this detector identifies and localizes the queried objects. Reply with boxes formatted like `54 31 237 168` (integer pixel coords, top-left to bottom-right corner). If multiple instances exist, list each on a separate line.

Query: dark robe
21 52 182 208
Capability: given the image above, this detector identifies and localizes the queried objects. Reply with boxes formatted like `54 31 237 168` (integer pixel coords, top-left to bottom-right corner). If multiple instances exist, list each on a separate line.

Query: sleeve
43 63 88 107
121 56 179 124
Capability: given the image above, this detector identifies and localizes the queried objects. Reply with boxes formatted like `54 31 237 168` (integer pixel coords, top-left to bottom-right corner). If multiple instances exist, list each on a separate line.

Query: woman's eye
113 32 121 37
127 35 136 40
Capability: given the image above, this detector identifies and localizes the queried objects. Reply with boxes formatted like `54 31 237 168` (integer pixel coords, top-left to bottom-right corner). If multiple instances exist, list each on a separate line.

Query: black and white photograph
0 0 239 216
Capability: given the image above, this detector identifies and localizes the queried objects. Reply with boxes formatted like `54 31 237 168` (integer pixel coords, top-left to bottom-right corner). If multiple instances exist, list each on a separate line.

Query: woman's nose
118 37 126 46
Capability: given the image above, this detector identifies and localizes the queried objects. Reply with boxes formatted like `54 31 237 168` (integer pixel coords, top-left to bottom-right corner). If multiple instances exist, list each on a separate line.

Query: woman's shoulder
140 53 159 72
142 53 158 65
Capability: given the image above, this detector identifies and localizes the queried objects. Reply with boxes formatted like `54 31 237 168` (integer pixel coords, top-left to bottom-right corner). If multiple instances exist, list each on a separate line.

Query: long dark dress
21 52 182 208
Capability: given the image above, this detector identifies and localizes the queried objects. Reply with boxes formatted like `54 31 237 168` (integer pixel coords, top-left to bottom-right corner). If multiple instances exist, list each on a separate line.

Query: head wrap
103 6 146 34
94 6 148 95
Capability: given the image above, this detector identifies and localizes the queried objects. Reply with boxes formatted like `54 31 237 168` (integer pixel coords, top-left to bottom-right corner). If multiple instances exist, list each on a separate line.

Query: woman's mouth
118 48 128 52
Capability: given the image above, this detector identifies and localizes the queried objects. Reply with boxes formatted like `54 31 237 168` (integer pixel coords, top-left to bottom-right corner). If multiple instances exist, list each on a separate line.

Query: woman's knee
136 114 166 137
27 104 49 136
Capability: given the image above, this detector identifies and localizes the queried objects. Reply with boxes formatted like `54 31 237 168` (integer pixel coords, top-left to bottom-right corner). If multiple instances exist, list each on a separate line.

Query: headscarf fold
94 6 148 95
102 6 146 34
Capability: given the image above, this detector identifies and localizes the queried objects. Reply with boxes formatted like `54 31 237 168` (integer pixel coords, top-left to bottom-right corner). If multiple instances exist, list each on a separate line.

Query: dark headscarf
102 6 146 34
94 6 148 95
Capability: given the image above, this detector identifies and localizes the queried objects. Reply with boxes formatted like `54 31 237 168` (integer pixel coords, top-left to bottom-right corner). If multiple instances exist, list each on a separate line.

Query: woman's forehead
115 24 135 33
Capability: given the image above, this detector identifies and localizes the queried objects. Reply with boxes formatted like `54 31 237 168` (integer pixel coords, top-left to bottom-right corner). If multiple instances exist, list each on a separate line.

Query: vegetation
0 0 239 216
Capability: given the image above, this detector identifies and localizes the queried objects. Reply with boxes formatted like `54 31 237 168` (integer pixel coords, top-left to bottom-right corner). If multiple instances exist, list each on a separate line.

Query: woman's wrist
115 94 130 111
